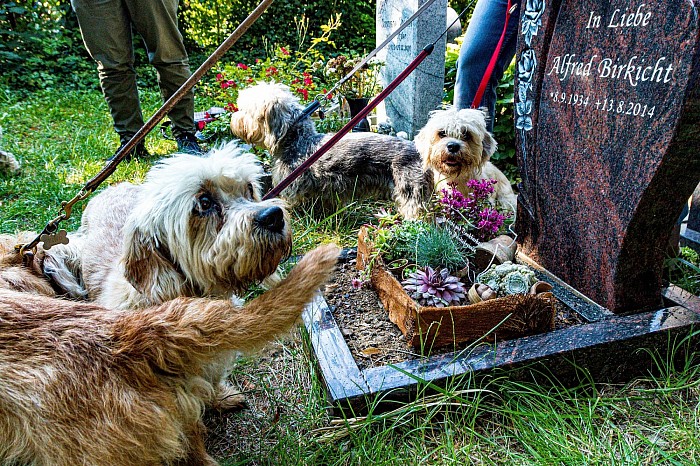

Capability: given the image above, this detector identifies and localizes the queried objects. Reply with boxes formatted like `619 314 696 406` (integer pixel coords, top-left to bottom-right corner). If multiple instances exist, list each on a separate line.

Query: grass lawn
1 88 699 465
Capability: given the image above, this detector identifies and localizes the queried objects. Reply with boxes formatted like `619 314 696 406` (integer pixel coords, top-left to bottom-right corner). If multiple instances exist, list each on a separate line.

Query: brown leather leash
16 0 274 259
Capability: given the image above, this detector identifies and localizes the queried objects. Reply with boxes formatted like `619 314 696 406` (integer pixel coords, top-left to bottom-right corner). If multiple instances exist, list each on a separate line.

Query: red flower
225 103 239 112
237 63 249 70
291 78 300 85
221 81 230 89
197 120 207 131
265 66 278 77
255 58 261 64
322 88 334 99
303 73 312 86
247 77 254 83
296 87 309 100
216 73 224 81
280 47 289 56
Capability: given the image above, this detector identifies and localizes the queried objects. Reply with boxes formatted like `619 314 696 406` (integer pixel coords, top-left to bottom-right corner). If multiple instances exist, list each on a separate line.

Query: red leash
471 0 515 109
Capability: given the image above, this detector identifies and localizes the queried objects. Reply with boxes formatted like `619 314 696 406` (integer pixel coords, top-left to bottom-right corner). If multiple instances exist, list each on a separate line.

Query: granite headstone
514 0 700 313
376 0 447 139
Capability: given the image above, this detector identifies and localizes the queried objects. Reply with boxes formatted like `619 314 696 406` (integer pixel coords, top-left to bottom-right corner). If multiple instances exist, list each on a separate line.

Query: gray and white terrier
230 82 433 218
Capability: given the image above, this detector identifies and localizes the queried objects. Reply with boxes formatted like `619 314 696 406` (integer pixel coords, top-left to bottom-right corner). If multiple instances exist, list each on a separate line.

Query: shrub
0 1 97 92
181 0 374 62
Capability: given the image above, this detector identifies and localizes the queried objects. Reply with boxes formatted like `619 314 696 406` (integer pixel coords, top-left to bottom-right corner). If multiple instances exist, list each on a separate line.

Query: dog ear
481 130 497 162
122 226 184 298
262 98 295 151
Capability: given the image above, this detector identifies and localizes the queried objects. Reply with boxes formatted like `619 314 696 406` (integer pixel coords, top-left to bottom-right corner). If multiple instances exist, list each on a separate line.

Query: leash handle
471 0 516 109
263 44 435 201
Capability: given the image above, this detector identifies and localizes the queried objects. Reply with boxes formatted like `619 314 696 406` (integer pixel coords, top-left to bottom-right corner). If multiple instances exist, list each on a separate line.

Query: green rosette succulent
478 261 537 297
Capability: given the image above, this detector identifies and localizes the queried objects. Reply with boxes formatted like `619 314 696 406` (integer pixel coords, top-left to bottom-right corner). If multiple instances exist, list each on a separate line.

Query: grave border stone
302 250 700 413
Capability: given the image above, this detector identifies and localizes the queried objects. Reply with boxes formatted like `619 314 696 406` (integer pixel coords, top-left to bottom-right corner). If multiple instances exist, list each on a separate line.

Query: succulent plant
402 266 467 307
478 261 537 297
503 271 530 294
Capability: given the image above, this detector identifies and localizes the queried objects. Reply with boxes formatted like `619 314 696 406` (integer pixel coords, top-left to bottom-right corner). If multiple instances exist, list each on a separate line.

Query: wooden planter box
357 226 556 348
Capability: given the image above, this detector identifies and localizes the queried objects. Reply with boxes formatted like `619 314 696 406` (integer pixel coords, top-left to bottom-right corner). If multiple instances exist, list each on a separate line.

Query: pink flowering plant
436 180 512 242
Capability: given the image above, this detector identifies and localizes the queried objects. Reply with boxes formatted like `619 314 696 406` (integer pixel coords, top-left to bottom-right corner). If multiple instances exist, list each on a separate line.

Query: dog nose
255 206 285 233
446 141 460 153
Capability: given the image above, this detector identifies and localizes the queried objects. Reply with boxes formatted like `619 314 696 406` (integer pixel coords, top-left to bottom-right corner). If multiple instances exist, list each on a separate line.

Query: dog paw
211 384 248 412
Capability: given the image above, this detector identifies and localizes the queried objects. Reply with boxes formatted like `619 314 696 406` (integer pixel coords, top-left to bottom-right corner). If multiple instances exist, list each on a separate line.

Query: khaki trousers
71 0 195 141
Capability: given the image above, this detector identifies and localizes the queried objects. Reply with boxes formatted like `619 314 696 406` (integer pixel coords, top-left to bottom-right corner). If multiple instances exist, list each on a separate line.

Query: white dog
45 141 290 310
230 82 433 218
415 107 517 210
43 141 293 409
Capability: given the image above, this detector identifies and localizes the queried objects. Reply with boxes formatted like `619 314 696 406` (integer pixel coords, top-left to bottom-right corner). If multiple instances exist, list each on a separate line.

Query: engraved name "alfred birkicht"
546 3 676 87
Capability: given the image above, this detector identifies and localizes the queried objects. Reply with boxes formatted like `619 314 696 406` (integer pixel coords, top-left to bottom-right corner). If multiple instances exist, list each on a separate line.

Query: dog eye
199 195 213 210
461 131 472 141
195 193 219 216
438 130 447 138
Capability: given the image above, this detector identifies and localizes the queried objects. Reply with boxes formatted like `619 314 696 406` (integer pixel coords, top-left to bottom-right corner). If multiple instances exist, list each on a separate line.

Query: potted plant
356 180 555 348
324 54 383 132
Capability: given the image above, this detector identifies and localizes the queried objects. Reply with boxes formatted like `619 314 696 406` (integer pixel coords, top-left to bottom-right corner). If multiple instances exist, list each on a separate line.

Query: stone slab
514 0 700 313
303 250 700 413
376 0 447 138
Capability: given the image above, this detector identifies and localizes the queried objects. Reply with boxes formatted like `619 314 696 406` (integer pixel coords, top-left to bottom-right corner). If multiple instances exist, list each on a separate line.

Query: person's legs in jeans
453 0 520 131
71 0 145 144
127 0 196 141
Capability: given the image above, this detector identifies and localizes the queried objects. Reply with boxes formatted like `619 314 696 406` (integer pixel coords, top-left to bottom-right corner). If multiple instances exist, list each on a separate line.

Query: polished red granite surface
515 0 700 313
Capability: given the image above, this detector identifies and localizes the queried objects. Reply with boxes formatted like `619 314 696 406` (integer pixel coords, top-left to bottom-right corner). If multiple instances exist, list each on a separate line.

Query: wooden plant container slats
357 226 556 348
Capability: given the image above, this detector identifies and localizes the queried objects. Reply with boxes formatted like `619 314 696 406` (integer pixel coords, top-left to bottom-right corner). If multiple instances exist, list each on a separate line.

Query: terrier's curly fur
0 242 338 466
230 82 433 218
44 141 290 310
415 107 517 210
42 141 295 410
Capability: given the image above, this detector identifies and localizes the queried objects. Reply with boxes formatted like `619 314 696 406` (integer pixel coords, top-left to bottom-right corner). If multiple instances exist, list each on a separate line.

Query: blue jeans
453 0 520 132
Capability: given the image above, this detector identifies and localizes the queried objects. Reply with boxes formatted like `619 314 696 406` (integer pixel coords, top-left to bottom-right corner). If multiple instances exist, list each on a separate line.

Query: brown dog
0 243 338 466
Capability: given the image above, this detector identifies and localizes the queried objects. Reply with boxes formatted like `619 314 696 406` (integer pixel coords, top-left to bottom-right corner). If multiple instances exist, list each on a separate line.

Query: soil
323 258 587 371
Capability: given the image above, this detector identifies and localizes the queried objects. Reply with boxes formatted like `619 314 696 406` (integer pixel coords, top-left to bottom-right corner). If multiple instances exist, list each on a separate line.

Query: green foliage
666 246 700 295
314 113 349 133
369 219 470 273
324 54 383 99
0 0 97 92
415 225 469 271
181 0 374 62
379 220 429 264
199 15 340 111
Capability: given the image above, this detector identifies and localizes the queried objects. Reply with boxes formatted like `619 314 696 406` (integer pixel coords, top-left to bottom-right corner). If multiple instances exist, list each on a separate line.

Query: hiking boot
175 132 204 155
107 141 150 162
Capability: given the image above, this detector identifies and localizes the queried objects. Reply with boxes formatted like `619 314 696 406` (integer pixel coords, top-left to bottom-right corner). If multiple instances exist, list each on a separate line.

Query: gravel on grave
323 259 586 371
